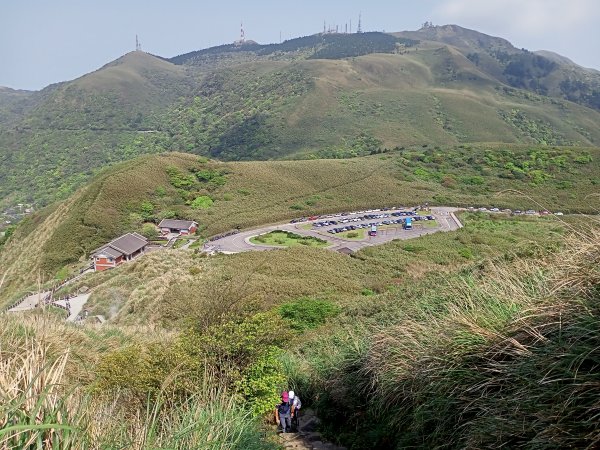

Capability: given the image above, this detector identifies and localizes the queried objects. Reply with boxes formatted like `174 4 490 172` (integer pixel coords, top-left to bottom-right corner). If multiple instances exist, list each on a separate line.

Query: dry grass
293 226 600 448
0 313 273 449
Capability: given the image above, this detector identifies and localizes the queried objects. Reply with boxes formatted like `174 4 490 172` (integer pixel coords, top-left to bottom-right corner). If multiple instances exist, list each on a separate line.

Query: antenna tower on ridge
240 22 245 42
357 13 362 33
136 35 142 51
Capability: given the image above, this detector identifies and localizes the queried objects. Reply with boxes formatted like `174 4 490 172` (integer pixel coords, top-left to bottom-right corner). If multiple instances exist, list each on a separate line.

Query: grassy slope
1 145 599 304
3 33 600 208
0 52 192 206
53 212 568 327
1 208 596 448
290 226 600 449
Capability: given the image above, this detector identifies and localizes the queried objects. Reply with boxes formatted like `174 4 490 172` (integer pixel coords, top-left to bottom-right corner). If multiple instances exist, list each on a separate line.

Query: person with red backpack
274 391 292 433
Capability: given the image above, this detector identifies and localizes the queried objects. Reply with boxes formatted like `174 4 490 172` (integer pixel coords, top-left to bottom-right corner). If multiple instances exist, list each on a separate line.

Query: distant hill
1 26 600 209
0 87 37 125
169 32 418 67
396 25 600 110
21 51 193 131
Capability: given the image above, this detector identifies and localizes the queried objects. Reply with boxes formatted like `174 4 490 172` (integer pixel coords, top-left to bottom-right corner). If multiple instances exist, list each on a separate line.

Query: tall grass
0 315 276 449
296 228 600 449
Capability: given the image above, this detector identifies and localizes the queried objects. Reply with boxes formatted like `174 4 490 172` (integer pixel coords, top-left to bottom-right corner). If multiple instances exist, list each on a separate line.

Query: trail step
278 409 347 450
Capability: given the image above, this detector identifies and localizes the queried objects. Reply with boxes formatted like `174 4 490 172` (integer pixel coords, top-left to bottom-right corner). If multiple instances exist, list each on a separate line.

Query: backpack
278 401 291 415
293 396 302 409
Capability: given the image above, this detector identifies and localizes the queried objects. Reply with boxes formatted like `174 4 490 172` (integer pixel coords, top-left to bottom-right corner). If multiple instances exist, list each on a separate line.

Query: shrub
166 166 196 189
191 196 214 209
279 298 341 331
140 223 159 240
236 347 286 415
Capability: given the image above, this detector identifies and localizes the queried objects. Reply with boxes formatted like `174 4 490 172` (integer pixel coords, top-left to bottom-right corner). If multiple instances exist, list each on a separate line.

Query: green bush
140 223 159 239
279 298 341 331
236 347 286 415
191 196 214 209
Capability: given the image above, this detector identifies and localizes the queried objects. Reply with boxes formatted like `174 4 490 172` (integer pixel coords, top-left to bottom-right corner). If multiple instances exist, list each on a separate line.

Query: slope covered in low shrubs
290 228 600 449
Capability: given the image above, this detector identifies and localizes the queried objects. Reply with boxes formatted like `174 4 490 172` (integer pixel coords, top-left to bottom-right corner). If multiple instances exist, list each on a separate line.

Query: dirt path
279 410 346 450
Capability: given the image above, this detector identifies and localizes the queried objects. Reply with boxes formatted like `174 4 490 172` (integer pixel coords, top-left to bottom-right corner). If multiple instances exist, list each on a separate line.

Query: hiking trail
279 409 346 450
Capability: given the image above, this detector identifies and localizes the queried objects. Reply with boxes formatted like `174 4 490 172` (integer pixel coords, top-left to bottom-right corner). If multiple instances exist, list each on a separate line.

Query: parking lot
309 210 436 236
208 206 462 254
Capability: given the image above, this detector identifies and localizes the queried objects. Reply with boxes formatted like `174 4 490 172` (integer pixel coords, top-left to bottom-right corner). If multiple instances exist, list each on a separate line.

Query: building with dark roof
91 232 148 271
158 219 198 235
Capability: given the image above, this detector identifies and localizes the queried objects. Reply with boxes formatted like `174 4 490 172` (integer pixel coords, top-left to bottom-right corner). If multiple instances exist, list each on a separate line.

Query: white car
554 212 564 216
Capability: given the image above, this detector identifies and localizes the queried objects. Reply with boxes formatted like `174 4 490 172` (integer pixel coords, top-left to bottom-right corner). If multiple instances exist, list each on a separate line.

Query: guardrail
3 265 92 314
208 229 240 241
2 291 35 313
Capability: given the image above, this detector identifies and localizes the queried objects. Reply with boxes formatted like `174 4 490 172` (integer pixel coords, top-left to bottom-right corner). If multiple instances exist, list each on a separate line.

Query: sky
1 0 599 90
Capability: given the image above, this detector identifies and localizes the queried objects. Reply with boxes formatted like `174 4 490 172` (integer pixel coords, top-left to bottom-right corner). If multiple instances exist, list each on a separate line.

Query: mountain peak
398 24 515 53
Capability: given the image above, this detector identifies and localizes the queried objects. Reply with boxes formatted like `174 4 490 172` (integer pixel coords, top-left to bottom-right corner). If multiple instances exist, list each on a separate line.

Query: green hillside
398 24 600 109
0 87 37 125
2 26 600 210
1 144 599 304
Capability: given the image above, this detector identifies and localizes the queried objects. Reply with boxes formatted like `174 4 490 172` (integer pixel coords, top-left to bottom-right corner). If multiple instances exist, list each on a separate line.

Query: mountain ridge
1 24 600 209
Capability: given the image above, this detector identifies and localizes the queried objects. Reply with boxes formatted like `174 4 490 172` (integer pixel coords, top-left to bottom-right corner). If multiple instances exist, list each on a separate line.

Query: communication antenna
357 13 362 33
350 19 352 33
323 20 326 34
135 35 142 51
240 22 245 43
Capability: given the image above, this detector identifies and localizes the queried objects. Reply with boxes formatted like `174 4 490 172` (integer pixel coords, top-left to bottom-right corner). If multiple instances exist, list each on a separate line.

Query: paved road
208 207 463 254
53 293 91 322
8 291 50 311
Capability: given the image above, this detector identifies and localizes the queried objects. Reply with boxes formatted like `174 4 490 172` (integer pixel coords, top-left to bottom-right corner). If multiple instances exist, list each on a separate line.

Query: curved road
207 207 463 254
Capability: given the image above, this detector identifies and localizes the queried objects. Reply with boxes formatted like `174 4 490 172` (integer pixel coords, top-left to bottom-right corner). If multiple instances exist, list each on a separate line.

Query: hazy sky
2 0 599 90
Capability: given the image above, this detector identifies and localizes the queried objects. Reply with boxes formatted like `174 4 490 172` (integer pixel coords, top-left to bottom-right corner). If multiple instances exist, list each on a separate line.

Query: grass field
250 231 329 248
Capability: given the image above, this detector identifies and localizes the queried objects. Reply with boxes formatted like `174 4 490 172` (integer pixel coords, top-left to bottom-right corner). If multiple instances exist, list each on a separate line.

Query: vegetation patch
279 298 341 331
190 195 213 209
337 229 366 240
250 231 328 248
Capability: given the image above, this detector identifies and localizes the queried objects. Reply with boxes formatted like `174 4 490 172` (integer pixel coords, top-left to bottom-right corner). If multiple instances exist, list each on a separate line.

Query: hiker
275 391 292 433
289 390 302 430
